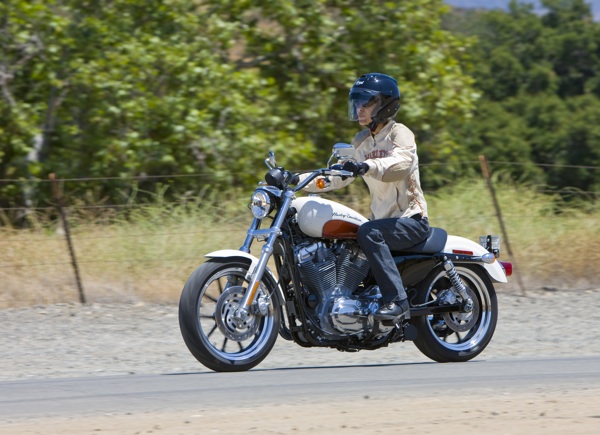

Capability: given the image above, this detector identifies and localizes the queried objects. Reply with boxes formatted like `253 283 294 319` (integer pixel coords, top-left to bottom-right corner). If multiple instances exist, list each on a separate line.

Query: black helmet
348 73 400 127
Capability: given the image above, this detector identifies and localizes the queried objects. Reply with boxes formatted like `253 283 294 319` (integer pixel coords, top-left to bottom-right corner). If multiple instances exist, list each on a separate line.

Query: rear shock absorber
443 257 474 312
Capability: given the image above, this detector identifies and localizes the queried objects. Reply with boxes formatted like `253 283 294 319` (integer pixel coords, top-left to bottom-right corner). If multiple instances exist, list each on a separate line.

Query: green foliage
0 0 476 218
445 0 600 193
4 0 600 223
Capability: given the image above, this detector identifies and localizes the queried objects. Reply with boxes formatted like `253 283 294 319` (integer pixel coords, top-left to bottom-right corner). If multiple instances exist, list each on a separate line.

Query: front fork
233 191 295 324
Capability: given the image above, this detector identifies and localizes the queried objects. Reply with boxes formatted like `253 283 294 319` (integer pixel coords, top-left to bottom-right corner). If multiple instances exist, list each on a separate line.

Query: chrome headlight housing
250 188 275 219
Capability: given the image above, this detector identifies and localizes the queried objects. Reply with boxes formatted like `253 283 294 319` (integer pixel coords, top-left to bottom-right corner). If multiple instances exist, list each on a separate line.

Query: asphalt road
1 356 599 420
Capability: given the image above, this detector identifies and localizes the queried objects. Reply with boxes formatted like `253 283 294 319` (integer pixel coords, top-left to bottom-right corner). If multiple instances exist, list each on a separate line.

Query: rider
300 72 430 323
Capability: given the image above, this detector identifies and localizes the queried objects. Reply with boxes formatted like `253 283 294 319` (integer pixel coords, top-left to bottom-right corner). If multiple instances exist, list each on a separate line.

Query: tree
445 0 600 193
1 0 477 219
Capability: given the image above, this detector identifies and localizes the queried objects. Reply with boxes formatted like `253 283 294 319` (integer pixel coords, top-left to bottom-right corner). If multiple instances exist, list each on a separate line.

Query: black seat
392 227 448 255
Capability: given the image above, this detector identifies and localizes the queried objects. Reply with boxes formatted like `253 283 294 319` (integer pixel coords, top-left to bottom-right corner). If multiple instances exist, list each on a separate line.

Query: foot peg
388 321 418 342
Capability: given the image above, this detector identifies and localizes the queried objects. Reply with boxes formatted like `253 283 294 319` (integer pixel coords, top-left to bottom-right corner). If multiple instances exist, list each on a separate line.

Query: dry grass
1 180 598 308
427 180 600 290
0 199 253 308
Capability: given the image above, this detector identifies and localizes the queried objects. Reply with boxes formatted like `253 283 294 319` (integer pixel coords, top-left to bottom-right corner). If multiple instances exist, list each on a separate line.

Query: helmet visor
348 88 382 122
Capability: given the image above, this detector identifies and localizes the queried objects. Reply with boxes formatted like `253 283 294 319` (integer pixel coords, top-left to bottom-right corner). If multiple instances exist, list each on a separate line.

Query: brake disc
215 286 260 341
442 286 479 333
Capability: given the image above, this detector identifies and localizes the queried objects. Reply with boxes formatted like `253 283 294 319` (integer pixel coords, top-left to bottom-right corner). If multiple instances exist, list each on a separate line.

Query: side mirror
327 143 354 167
265 151 277 169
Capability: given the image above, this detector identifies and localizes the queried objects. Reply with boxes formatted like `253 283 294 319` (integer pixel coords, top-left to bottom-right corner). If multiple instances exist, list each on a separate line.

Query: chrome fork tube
238 191 294 312
240 218 260 253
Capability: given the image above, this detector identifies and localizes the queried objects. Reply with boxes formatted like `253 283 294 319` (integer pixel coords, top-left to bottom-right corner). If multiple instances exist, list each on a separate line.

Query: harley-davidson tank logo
332 212 363 223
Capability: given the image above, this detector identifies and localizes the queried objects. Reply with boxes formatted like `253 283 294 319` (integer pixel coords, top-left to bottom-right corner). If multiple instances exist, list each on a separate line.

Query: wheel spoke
204 293 218 303
206 324 218 338
221 337 228 352
444 331 457 343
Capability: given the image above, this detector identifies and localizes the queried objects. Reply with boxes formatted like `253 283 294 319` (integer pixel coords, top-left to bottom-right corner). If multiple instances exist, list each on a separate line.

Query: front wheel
412 264 498 362
179 257 280 372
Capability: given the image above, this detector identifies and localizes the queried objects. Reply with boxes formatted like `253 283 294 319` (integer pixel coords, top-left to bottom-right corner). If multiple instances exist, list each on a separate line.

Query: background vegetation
2 1 599 212
445 0 600 192
1 0 475 216
1 0 599 305
1 178 598 308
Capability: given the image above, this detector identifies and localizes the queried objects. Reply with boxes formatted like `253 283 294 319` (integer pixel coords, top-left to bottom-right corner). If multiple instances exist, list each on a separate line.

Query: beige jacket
303 121 428 220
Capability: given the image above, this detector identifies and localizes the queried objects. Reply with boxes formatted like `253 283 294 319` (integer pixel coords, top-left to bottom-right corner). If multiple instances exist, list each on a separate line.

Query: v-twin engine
296 241 384 338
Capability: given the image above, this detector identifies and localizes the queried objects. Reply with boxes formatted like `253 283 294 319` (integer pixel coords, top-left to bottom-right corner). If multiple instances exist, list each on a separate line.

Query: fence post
478 156 526 296
49 173 87 304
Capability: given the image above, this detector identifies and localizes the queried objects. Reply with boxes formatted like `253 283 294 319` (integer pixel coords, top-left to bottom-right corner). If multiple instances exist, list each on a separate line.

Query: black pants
356 216 430 303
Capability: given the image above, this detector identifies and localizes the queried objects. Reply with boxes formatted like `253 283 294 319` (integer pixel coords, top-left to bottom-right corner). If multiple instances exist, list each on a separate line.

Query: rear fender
443 236 508 283
205 249 285 304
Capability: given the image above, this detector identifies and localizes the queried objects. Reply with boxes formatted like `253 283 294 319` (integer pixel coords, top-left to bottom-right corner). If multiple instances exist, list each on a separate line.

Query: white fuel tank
292 196 368 239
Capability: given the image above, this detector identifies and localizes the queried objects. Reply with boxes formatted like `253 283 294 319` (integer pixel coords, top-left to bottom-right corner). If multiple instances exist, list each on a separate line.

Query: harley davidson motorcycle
179 144 512 372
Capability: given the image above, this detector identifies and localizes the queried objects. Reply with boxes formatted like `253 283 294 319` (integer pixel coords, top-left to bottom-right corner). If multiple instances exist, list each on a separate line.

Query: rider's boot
374 297 411 322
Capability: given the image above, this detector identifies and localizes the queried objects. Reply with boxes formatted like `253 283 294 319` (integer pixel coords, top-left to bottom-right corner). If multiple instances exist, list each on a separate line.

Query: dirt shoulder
3 389 600 434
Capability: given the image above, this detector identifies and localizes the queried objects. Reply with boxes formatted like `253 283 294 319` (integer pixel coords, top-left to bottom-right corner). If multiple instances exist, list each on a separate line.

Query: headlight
250 189 274 219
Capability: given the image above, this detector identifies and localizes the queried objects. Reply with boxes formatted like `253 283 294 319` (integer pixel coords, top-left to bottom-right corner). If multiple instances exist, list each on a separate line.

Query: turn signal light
316 178 326 189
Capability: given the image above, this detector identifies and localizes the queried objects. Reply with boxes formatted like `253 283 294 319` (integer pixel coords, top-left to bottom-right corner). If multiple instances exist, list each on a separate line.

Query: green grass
1 180 598 307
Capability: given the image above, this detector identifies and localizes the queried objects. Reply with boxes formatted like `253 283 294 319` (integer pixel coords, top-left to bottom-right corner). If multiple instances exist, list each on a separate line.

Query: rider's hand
342 160 369 177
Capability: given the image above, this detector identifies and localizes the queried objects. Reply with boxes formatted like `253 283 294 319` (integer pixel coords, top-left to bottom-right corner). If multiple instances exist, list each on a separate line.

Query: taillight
500 261 513 277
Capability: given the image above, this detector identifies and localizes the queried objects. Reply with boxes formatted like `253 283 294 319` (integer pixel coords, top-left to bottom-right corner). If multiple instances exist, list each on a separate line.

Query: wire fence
1 159 598 193
1 159 599 306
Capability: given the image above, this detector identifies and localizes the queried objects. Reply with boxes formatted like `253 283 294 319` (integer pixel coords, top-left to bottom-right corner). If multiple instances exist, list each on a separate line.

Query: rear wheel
412 264 498 362
179 257 280 372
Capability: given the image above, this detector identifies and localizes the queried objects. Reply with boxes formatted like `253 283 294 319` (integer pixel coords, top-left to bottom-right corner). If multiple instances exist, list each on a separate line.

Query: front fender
205 249 285 304
443 236 508 283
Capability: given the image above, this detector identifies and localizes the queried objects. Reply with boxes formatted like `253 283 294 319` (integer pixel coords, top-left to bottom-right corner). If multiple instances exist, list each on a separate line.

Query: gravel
1 287 599 381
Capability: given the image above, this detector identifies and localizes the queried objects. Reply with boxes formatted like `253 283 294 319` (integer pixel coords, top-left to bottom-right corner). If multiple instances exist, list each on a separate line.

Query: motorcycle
179 144 512 372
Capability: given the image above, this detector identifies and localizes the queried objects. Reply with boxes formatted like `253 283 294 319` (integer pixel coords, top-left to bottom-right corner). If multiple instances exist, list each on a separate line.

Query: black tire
179 257 280 372
412 264 498 362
